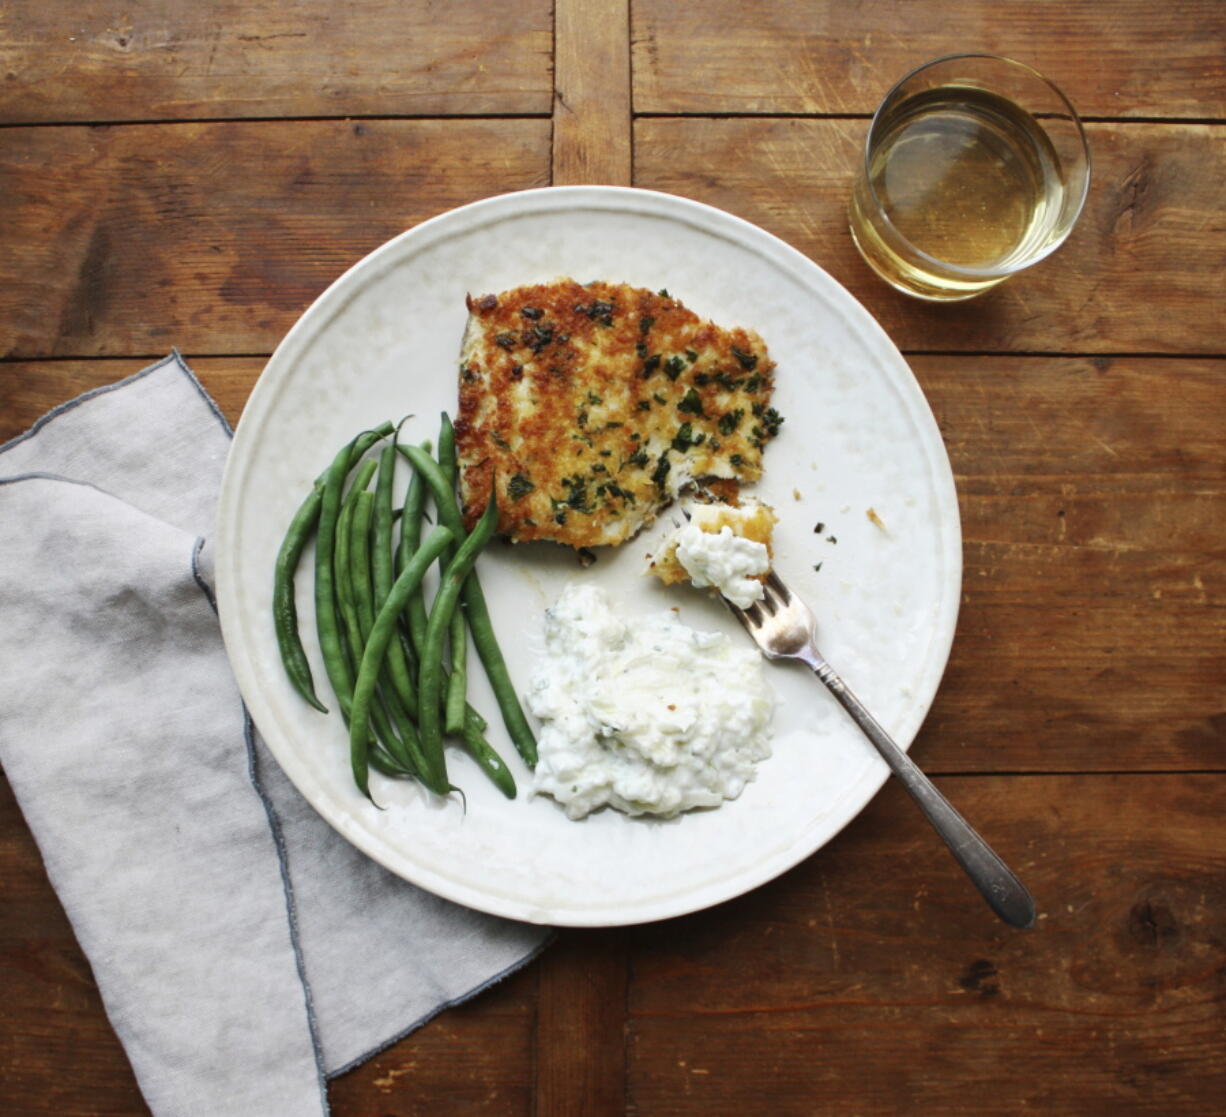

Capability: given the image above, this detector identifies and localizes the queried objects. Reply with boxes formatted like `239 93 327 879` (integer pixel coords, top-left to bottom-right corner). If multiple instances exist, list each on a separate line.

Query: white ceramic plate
215 186 961 927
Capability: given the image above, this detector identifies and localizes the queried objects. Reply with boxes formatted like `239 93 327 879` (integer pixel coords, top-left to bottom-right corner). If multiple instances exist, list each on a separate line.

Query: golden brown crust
455 278 781 547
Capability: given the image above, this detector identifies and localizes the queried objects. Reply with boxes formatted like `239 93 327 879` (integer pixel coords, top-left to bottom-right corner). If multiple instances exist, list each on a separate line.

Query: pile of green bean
273 415 537 802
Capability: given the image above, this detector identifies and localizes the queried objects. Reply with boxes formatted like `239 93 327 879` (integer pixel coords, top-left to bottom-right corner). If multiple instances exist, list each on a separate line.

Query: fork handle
808 657 1036 929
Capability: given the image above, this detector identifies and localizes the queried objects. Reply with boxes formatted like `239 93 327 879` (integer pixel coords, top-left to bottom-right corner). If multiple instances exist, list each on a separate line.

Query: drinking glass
849 54 1090 301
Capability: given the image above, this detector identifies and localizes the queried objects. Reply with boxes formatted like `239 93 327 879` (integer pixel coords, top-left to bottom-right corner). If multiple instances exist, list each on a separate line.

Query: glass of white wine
849 54 1090 301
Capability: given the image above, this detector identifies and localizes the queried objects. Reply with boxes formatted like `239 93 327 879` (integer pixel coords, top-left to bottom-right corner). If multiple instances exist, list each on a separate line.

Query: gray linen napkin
0 353 550 1116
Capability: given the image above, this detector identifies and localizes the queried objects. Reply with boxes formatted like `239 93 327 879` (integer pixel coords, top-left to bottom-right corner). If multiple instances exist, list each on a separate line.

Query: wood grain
552 0 632 185
633 0 1226 118
4 119 1219 358
911 356 1226 774
627 773 1226 1116
5 118 1221 359
634 118 1226 353
328 966 537 1116
0 0 553 124
534 929 628 1115
0 119 550 359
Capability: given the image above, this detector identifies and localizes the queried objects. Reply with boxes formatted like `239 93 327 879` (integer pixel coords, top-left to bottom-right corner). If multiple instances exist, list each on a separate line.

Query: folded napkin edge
0 350 228 461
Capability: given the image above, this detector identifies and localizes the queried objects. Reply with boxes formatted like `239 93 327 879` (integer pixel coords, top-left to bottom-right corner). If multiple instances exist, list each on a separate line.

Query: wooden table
3 2 1223 1113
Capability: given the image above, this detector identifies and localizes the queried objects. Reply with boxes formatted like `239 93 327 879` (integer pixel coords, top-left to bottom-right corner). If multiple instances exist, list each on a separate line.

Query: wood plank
0 0 553 124
4 118 1220 359
627 773 1226 1116
632 0 1226 118
922 357 1224 495
534 930 628 1115
0 119 551 359
552 0 632 185
910 356 1226 774
925 576 1224 773
634 118 1226 353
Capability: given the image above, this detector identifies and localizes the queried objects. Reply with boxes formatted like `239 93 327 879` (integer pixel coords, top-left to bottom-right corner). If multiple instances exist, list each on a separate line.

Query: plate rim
216 184 962 926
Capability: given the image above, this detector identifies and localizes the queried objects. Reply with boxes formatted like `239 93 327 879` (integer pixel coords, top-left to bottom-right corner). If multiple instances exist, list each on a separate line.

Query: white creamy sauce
528 584 774 820
674 522 770 608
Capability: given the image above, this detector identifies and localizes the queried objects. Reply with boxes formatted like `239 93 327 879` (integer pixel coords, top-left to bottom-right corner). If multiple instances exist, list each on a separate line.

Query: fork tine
724 593 762 628
765 569 791 601
752 571 788 615
727 601 754 634
743 599 767 626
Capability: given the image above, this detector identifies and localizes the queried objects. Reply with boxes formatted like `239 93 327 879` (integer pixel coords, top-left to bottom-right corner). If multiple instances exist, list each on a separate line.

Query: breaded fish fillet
455 278 782 548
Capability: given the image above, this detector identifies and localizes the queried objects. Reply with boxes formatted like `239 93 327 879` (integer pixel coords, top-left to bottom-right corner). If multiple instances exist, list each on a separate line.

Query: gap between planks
531 7 635 1112
2 112 1217 133
5 350 1222 364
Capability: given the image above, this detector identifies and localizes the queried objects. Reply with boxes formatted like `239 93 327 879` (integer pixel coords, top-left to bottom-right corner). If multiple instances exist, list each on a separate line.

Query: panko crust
455 278 781 547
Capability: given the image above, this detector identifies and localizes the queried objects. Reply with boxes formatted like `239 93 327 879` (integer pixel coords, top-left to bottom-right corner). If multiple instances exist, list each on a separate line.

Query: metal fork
728 570 1036 929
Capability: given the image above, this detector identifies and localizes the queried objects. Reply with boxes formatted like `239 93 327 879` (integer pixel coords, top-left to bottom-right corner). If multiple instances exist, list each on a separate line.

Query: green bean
380 625 424 720
349 423 395 463
304 423 437 797
437 415 458 493
395 437 429 550
350 490 378 639
340 488 441 788
369 744 415 780
314 438 365 715
418 498 499 775
334 460 379 645
395 440 487 734
349 526 455 798
332 496 368 714
273 482 328 711
397 629 420 686
398 454 429 648
465 697 488 733
334 496 356 612
331 488 396 773
373 442 398 604
335 469 375 646
335 496 387 795
345 459 378 511
445 612 468 734
459 713 516 798
374 684 442 791
436 415 470 735
349 489 446 791
375 442 430 720
397 444 538 766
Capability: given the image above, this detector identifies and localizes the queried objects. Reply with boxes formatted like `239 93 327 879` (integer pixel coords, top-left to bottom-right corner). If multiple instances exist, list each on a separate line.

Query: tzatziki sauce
528 584 774 820
674 521 770 608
